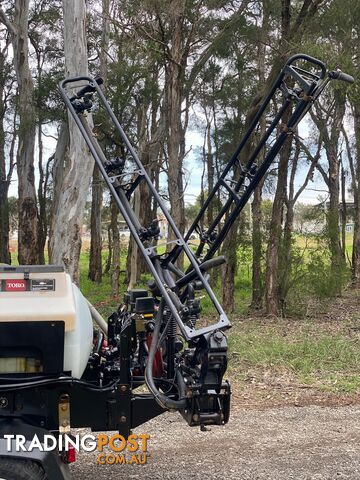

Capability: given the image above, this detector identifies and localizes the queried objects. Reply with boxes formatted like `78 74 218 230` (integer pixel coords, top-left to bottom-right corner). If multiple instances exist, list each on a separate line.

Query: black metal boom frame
170 54 353 264
59 76 230 341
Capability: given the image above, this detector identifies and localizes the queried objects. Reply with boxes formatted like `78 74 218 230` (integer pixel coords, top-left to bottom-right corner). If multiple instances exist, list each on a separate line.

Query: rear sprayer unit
0 55 354 479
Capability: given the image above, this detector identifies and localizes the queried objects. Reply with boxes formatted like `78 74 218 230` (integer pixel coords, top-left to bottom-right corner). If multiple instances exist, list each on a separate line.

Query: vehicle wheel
0 458 47 480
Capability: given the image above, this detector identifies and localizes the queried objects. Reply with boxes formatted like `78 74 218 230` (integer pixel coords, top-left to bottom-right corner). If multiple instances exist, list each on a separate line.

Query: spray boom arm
59 54 353 428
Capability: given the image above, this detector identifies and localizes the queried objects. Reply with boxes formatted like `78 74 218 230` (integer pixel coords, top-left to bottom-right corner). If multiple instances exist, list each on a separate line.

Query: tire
0 458 47 480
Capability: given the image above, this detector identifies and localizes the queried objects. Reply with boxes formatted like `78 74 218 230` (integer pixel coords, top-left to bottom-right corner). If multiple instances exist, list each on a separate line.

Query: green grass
79 250 127 317
199 267 252 316
228 321 360 393
294 232 353 249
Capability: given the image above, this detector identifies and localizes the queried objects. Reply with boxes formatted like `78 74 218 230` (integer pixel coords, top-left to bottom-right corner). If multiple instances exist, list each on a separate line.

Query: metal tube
86 300 108 335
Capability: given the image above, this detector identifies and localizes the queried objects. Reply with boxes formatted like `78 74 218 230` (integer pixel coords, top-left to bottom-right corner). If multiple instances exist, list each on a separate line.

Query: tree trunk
0 175 10 264
48 123 69 257
0 49 10 264
37 121 47 264
251 0 269 308
11 0 39 264
321 92 346 285
88 166 103 282
104 222 112 275
251 185 263 308
110 199 120 296
88 0 110 282
310 89 346 290
206 118 214 228
264 113 293 316
221 213 238 313
126 100 149 287
49 0 93 284
165 0 186 268
327 145 343 276
352 103 360 283
264 0 296 316
126 187 141 289
279 196 295 313
340 158 347 259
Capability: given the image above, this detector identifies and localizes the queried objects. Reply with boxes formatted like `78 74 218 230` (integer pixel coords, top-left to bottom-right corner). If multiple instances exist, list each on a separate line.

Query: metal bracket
58 394 71 434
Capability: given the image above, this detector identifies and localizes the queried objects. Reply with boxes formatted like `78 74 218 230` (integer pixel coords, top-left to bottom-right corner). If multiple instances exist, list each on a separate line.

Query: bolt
120 385 127 393
120 416 127 423
214 331 224 343
0 397 8 409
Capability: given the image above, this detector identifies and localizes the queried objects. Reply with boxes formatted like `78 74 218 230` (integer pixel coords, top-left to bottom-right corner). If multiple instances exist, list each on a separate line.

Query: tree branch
341 124 357 198
185 0 249 95
290 0 326 38
0 7 16 38
293 136 322 204
298 137 329 188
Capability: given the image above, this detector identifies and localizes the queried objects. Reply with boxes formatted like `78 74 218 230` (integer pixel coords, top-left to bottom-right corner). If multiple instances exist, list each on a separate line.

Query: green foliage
306 247 349 299
277 231 351 318
80 249 126 318
229 322 360 393
7 197 18 234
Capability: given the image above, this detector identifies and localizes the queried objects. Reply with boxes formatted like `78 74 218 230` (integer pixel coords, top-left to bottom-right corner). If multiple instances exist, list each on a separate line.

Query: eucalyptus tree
87 0 111 283
333 0 360 284
206 40 256 311
123 0 251 271
0 29 14 264
0 0 39 265
49 0 94 284
298 0 356 290
261 0 329 315
29 0 63 263
310 89 347 284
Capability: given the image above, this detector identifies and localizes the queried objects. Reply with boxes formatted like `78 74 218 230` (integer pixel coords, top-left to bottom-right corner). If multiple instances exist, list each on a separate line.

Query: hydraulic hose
94 330 104 355
145 300 187 410
0 376 119 392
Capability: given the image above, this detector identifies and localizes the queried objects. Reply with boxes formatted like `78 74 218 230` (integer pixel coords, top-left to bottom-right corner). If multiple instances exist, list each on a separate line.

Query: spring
164 308 177 380
161 305 177 338
187 314 197 329
167 313 177 339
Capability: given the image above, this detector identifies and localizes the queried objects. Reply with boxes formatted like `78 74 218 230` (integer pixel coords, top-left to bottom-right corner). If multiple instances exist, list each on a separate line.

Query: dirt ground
71 404 360 479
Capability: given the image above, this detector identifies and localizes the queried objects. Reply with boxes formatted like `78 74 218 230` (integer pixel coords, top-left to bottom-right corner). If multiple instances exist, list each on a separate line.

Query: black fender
0 418 71 480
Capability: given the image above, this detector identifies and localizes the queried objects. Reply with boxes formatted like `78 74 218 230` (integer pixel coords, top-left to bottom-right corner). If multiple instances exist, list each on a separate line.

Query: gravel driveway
71 405 360 479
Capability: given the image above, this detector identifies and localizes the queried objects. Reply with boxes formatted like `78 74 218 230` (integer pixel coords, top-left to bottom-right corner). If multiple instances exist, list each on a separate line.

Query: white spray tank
0 265 93 378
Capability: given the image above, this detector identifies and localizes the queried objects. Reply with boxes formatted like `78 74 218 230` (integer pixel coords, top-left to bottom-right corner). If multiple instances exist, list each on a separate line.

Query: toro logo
5 280 27 292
